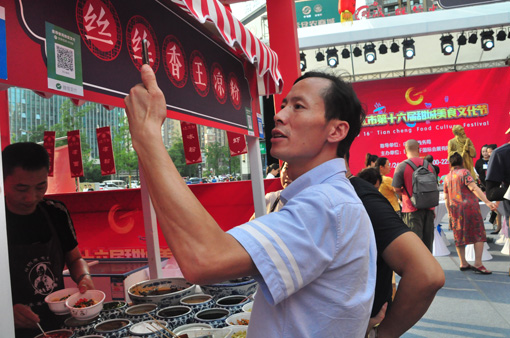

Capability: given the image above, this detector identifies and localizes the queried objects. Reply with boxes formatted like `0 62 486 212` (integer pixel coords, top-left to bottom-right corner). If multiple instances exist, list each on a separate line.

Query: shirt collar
280 158 346 205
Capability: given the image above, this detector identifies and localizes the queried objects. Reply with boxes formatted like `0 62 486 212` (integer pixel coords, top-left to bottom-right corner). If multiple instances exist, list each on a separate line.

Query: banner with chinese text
96 126 116 175
67 130 84 177
226 131 247 157
1 0 254 135
350 67 510 179
180 121 202 165
43 131 56 177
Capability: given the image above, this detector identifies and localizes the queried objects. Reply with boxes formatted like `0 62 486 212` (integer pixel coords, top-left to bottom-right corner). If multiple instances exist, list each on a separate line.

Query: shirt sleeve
392 162 406 188
46 200 79 253
228 185 367 306
486 150 505 183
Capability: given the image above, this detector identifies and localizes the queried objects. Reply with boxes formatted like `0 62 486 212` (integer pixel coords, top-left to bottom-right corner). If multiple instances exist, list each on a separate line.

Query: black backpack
403 159 439 209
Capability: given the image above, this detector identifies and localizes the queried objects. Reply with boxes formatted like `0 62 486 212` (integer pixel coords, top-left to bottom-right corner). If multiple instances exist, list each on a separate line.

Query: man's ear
327 120 349 143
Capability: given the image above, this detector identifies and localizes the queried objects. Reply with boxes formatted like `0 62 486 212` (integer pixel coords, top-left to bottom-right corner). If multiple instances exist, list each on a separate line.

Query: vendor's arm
13 304 39 329
65 247 95 293
124 65 257 285
377 232 445 338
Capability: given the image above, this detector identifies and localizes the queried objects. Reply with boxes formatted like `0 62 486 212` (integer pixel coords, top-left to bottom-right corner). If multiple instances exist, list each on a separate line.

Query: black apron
8 205 67 338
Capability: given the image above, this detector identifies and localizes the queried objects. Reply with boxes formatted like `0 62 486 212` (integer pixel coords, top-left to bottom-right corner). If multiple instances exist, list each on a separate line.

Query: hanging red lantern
338 0 356 22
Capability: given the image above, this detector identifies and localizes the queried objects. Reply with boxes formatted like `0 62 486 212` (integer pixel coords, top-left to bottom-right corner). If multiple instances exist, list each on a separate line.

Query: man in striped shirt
125 67 376 337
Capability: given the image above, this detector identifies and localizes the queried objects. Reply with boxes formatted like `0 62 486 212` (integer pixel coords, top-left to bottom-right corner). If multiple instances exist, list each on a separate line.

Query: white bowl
173 322 212 334
227 325 249 338
241 302 253 313
44 287 79 315
65 289 105 320
34 329 74 338
225 312 251 326
177 327 232 338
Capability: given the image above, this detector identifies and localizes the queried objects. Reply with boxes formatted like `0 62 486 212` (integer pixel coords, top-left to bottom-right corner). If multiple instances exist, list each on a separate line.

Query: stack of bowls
128 278 196 308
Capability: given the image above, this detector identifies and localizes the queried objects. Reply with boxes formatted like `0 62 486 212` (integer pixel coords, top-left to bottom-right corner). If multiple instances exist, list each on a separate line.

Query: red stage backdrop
351 67 510 180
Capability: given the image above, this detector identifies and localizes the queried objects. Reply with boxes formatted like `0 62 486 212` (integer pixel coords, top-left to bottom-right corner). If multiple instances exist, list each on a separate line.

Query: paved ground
402 218 510 338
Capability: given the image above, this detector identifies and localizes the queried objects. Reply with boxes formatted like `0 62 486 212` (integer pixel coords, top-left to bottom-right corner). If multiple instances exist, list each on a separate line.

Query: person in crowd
392 139 436 252
424 154 440 178
485 144 502 234
346 154 444 338
474 144 490 190
375 157 401 216
124 66 376 337
250 162 291 221
2 142 95 338
265 162 280 178
357 167 382 188
365 152 379 167
485 130 510 275
443 152 497 274
448 125 476 178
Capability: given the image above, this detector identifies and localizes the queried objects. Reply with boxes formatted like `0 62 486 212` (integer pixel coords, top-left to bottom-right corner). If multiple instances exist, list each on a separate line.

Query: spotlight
496 29 506 41
468 32 478 44
440 34 454 55
364 43 377 63
480 30 494 51
457 33 467 46
379 43 388 55
402 38 415 59
341 47 350 59
315 50 325 62
353 46 362 57
390 41 399 53
326 48 339 68
300 52 307 72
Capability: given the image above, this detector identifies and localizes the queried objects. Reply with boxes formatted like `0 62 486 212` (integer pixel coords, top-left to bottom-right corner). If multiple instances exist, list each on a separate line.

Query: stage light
353 46 362 57
326 48 339 68
440 34 454 55
457 33 467 46
364 43 377 64
315 50 325 62
402 38 415 59
480 30 494 51
390 41 399 53
496 29 506 41
341 47 350 59
379 43 388 55
468 32 478 44
300 52 307 72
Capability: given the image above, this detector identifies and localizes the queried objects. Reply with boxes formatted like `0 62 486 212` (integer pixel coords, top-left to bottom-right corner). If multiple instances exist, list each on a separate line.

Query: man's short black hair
356 167 382 187
294 71 366 158
2 142 50 178
448 152 463 167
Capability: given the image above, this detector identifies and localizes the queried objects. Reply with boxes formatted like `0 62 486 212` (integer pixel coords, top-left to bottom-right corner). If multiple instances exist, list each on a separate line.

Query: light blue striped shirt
228 158 376 338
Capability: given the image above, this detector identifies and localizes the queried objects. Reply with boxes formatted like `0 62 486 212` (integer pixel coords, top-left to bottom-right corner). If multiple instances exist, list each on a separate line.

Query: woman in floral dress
444 152 497 274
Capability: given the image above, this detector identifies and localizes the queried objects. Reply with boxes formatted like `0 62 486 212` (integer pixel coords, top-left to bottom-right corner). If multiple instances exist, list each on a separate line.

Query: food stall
0 0 286 334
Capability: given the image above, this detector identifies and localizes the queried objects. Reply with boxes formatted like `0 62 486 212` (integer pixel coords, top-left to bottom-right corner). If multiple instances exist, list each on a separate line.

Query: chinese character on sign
167 45 182 78
194 60 206 86
84 3 113 45
214 72 225 97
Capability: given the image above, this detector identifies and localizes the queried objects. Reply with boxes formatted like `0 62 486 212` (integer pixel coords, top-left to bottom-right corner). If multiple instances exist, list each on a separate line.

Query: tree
112 115 139 180
167 138 200 178
204 142 230 176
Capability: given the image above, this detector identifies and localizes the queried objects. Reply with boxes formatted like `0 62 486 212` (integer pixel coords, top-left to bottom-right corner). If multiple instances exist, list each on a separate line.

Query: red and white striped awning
171 0 283 96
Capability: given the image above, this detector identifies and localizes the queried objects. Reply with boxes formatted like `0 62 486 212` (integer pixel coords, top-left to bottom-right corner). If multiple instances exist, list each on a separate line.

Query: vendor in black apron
3 143 95 338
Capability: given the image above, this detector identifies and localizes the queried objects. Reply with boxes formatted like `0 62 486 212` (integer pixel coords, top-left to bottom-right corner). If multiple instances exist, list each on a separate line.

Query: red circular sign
228 73 242 110
189 50 209 97
76 0 122 61
162 35 188 88
211 63 227 104
126 16 159 72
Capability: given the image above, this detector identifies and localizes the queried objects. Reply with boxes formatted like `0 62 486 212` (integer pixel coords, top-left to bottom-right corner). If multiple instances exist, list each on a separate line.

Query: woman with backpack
444 152 498 274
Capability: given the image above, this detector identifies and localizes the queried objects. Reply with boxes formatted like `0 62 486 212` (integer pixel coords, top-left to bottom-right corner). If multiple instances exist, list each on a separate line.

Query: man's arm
65 247 95 293
377 232 445 337
486 180 507 201
124 65 257 285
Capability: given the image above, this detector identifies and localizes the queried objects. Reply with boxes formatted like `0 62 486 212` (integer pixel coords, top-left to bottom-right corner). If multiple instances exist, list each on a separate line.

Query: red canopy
172 0 283 95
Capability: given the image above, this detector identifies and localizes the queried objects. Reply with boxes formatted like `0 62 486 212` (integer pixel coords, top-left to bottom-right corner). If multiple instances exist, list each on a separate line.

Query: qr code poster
45 22 84 96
